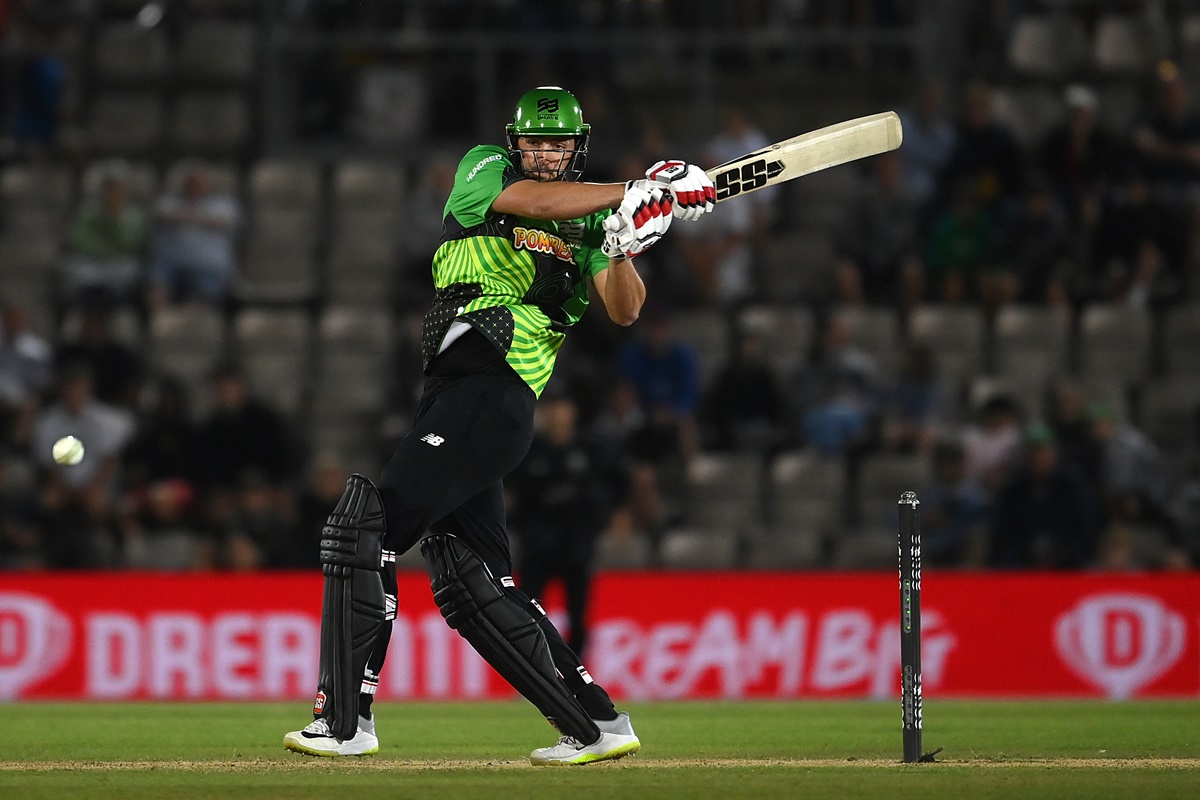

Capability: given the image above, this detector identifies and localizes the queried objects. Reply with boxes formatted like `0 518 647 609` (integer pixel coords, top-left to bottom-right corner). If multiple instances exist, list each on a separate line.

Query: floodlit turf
1 700 1198 799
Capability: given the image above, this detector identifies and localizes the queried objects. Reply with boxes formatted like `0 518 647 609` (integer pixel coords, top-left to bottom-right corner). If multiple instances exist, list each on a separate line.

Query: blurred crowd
3 1 1200 572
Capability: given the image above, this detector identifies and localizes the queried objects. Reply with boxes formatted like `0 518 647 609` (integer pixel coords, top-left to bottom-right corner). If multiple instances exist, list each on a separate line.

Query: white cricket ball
52 435 86 466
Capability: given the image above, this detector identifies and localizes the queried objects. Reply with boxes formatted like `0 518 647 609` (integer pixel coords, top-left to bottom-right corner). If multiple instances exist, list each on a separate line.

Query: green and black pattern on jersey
421 144 612 396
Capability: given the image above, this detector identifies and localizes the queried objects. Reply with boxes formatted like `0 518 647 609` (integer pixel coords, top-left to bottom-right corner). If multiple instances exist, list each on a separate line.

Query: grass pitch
1 700 1198 799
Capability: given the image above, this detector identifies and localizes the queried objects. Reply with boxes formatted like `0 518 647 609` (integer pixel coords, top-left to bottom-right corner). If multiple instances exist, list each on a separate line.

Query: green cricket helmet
505 86 590 182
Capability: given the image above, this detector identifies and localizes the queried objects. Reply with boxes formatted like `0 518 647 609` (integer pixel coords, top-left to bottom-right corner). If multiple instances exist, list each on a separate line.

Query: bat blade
706 111 903 203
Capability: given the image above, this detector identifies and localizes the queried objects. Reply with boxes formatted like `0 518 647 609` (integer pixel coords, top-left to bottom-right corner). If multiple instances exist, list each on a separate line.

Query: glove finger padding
645 160 716 221
606 183 672 258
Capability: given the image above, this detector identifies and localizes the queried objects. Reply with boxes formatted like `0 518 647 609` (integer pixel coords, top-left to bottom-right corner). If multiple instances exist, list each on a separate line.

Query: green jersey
421 144 613 396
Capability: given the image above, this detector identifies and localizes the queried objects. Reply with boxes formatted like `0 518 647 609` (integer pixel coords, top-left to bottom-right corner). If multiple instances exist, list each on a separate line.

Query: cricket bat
707 111 903 202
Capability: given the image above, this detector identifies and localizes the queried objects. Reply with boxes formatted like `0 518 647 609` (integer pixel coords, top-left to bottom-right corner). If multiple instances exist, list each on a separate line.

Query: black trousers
378 369 535 576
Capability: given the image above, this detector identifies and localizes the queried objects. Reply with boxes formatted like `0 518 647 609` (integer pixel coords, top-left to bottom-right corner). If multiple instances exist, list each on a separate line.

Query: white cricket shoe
529 712 641 765
283 714 379 757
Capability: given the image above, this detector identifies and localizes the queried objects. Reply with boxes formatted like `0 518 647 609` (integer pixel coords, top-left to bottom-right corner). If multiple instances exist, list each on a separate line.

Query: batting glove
602 184 672 258
644 160 716 221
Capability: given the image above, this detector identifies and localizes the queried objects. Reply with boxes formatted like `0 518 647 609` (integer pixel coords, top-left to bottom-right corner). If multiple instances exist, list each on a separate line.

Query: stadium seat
80 159 159 204
761 230 838 302
332 160 407 211
855 452 930 522
990 85 1065 147
164 160 241 197
0 163 72 235
87 92 166 156
966 374 1046 421
906 304 986 387
148 305 228 388
1162 303 1200 376
92 22 170 85
744 531 822 569
325 244 399 304
828 527 897 570
232 308 313 416
169 92 252 157
993 304 1071 384
683 452 765 534
1007 13 1089 80
249 160 322 207
234 246 319 304
1093 14 1169 75
671 308 731 387
1137 376 1200 454
311 305 393 418
767 450 845 535
737 304 816 379
176 22 258 84
1078 304 1153 384
594 530 654 570
832 305 902 376
658 529 739 569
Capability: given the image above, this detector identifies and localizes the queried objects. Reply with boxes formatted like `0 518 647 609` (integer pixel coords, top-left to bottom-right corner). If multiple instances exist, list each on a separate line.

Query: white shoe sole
529 735 641 766
283 730 379 757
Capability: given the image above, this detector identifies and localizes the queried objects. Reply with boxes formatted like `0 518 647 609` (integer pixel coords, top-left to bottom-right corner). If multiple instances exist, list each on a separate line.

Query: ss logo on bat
714 159 784 201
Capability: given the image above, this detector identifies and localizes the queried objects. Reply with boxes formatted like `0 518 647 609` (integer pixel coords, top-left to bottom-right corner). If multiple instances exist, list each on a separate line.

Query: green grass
1 701 1198 799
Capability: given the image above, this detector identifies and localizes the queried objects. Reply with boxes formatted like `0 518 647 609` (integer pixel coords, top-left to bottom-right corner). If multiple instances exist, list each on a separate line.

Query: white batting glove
602 184 673 258
644 160 716 221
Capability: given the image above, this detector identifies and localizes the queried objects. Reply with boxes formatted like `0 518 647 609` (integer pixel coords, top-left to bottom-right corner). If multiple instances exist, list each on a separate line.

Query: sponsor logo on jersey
512 227 576 265
466 153 505 182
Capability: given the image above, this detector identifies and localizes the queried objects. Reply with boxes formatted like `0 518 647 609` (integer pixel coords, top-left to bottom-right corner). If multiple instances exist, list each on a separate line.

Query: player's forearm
600 259 646 326
492 180 624 220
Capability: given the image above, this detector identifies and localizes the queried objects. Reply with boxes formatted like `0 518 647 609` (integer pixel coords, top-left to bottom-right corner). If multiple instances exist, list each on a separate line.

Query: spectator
222 469 296 570
147 164 241 310
1090 164 1189 307
1089 402 1175 539
195 363 295 503
879 341 945 456
701 330 787 453
792 313 881 457
122 375 200 495
1132 62 1200 200
939 80 1025 214
895 80 957 208
924 178 1000 306
961 393 1023 494
31 363 136 567
11 22 66 156
915 438 990 567
1037 84 1123 230
1169 451 1200 567
60 171 147 309
617 312 701 464
1044 380 1103 493
989 424 1101 569
674 189 757 308
55 303 144 410
706 106 779 240
0 449 43 569
0 301 54 450
293 451 350 570
509 392 618 658
996 174 1076 307
833 151 924 311
119 478 203 570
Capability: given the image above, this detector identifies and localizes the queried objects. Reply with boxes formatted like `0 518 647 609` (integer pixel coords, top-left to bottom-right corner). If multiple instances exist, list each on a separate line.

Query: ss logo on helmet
537 98 559 114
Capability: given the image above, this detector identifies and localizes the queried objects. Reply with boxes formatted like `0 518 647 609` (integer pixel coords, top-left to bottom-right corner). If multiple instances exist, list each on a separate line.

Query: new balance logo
420 433 445 447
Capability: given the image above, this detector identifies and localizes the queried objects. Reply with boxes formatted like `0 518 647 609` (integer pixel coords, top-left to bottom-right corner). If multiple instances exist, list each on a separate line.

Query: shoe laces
555 735 585 751
302 718 332 736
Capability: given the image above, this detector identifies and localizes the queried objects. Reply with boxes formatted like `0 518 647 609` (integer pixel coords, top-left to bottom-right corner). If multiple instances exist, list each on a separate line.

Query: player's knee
320 474 386 571
421 533 504 629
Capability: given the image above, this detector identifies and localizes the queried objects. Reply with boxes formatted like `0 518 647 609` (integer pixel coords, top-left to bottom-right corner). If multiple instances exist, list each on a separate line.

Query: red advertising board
1 572 1197 701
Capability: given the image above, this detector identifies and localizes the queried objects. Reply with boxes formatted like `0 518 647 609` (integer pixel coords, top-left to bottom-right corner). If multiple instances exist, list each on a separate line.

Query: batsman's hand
602 183 672 258
644 160 716 221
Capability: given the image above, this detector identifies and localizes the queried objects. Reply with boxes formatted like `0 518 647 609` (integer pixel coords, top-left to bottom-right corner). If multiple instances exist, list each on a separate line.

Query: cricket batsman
284 86 715 764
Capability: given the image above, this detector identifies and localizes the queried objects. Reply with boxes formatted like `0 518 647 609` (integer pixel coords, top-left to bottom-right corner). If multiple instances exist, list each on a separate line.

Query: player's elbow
609 306 640 326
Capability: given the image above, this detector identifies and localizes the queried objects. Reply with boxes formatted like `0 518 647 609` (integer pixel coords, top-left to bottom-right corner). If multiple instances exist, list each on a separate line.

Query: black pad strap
420 533 600 745
317 474 388 741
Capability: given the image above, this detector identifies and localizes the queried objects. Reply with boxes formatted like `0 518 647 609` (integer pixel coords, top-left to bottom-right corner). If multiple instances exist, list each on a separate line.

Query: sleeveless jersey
421 144 613 396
